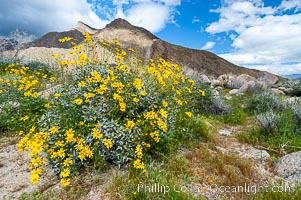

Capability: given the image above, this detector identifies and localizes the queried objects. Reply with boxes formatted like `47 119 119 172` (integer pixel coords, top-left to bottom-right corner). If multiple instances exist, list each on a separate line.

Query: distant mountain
0 38 17 51
282 74 301 80
26 21 98 49
92 18 281 80
22 18 283 81
26 29 84 49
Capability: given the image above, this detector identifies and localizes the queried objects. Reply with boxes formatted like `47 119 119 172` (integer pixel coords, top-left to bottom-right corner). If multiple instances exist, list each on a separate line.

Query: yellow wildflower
119 102 126 112
74 98 83 105
140 90 147 96
60 168 70 177
54 93 61 99
92 128 103 139
126 120 135 130
103 139 113 149
78 81 85 87
133 78 143 90
185 112 193 118
135 145 143 158
50 126 59 134
162 100 168 107
63 159 73 167
60 178 71 187
44 103 51 109
133 159 145 169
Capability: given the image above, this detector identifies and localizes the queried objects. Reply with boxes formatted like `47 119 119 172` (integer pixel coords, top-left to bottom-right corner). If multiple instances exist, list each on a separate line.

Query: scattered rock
199 74 211 85
218 129 232 136
215 86 223 91
275 151 301 184
240 148 270 162
271 88 285 95
225 95 232 100
278 87 286 91
229 89 239 95
211 79 222 87
284 88 294 95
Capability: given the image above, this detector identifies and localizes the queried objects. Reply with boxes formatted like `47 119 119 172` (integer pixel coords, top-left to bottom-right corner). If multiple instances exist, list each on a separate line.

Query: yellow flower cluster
15 36 206 187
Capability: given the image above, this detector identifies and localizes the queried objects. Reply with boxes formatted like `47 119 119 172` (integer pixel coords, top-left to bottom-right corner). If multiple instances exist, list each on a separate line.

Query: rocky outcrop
275 151 301 184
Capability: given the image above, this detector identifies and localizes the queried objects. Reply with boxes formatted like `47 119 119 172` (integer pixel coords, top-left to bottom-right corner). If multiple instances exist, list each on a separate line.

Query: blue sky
0 0 301 75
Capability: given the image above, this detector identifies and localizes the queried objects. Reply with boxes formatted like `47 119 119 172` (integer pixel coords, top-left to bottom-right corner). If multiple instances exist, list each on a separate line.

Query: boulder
238 81 256 93
211 79 222 87
278 87 286 91
284 88 294 95
215 86 223 91
258 71 279 85
217 74 236 88
199 74 211 85
229 89 239 95
232 74 257 89
271 88 285 95
275 151 301 184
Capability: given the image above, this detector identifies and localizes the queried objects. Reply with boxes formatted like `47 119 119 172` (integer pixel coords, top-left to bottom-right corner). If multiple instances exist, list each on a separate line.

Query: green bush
291 80 301 96
245 92 283 114
0 63 50 133
17 36 207 187
222 108 247 125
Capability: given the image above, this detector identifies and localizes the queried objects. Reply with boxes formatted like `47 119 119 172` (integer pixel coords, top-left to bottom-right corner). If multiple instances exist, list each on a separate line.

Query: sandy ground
0 124 284 200
0 138 38 199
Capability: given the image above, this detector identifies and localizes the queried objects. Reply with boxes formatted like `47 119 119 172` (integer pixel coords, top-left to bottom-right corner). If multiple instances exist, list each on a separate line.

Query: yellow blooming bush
0 62 52 132
16 33 206 187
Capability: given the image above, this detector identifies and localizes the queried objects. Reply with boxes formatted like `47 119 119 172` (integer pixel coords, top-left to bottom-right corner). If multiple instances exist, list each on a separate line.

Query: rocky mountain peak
105 18 133 29
76 21 98 34
104 18 158 40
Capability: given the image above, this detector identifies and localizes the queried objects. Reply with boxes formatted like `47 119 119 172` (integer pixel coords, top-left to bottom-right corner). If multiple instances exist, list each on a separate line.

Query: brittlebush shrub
17 34 206 187
0 63 53 132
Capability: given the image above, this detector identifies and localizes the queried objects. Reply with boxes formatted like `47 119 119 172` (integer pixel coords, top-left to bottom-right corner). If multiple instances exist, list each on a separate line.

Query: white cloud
201 41 216 50
125 3 170 32
0 0 109 37
242 63 301 76
207 0 301 75
278 0 301 12
0 0 181 37
109 0 181 33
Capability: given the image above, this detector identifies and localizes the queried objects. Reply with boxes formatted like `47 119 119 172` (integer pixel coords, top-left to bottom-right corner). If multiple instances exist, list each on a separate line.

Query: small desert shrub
256 110 281 135
200 95 231 115
252 109 301 152
176 115 212 142
245 92 284 114
222 108 247 125
291 80 301 96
